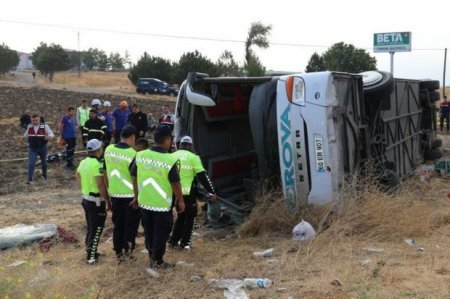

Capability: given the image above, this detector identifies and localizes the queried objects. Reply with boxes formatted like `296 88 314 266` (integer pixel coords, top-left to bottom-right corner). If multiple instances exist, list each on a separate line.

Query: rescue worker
127 104 148 139
169 136 216 250
112 101 131 144
76 100 90 147
131 125 185 269
58 107 77 170
91 98 102 113
104 125 140 262
100 101 113 148
76 139 111 265
22 113 54 184
440 95 450 132
83 109 107 142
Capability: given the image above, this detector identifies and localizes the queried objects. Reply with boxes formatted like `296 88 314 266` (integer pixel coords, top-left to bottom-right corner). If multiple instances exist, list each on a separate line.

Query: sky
1 0 449 84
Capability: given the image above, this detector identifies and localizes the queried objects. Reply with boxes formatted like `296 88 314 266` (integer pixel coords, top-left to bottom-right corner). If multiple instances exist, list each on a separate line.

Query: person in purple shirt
99 101 113 147
112 100 130 144
59 107 77 170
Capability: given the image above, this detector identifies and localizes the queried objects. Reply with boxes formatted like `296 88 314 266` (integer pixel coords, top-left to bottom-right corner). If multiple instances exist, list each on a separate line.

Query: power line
0 18 445 51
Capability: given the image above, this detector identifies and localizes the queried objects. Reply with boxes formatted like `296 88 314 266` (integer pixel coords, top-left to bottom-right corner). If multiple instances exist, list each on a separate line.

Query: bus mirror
186 84 216 107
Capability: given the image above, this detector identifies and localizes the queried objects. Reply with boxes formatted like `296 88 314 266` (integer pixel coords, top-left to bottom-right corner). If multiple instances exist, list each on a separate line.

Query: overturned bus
174 71 441 222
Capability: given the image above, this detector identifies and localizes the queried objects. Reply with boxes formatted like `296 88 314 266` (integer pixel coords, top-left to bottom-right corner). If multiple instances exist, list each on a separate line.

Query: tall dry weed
239 166 449 242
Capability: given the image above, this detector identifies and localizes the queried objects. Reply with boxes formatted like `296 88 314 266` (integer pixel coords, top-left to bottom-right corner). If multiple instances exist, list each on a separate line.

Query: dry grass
36 71 132 88
1 171 450 298
34 71 137 96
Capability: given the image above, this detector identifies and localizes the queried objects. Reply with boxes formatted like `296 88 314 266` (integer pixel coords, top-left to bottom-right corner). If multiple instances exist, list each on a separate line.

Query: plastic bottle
243 278 272 288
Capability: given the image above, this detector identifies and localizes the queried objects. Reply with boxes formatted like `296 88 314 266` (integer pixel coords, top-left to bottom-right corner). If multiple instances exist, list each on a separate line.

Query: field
0 73 449 298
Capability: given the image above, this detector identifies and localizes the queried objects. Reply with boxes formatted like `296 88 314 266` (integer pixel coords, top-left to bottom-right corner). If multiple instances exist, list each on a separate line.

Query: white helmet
91 99 101 106
103 101 111 107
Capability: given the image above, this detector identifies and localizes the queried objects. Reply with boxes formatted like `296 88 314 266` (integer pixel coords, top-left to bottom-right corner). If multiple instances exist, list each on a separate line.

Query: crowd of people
20 98 216 269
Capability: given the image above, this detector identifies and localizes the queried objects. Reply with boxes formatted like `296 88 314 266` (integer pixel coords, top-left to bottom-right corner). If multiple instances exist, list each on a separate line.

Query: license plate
315 136 325 172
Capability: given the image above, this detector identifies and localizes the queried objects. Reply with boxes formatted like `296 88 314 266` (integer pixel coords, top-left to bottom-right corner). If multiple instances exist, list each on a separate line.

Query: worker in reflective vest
169 136 216 250
77 99 90 147
83 109 107 142
22 113 54 184
131 125 185 269
76 139 111 265
104 125 140 262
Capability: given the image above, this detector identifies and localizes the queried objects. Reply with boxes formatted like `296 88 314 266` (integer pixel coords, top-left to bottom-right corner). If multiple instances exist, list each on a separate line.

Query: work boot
151 260 175 269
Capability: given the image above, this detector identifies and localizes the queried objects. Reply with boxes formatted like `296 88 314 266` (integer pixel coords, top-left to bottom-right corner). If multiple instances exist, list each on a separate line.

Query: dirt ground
0 79 450 298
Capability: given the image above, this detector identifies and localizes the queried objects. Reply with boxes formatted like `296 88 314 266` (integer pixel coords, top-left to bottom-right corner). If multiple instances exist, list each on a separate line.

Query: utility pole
443 48 447 97
389 52 395 75
77 31 81 77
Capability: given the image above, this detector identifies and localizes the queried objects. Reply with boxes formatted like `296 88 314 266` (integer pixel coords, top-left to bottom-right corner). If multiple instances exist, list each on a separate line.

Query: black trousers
170 194 197 247
82 199 107 261
103 131 112 148
141 209 173 263
80 126 88 147
440 113 450 131
65 137 76 166
114 129 123 144
111 197 141 255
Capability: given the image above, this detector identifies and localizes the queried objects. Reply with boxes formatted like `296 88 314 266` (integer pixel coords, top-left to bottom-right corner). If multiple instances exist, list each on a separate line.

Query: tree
0 43 19 77
172 50 219 84
32 43 71 82
108 52 125 71
82 48 97 71
216 50 241 76
244 21 272 76
96 50 108 71
308 42 377 73
305 52 326 73
128 52 173 85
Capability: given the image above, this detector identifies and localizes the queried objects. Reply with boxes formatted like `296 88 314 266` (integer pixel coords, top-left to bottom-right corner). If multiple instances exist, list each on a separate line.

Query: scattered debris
140 248 149 254
145 267 160 278
0 224 57 250
404 239 416 246
252 248 273 257
176 260 194 267
209 279 248 299
7 260 26 267
417 247 425 252
360 259 371 267
243 278 272 288
416 164 434 182
292 220 316 241
330 278 342 287
276 288 288 292
39 226 79 252
365 247 384 253
190 275 203 282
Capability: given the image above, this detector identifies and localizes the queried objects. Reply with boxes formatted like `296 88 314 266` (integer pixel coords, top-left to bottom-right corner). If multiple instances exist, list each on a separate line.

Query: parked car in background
136 78 179 97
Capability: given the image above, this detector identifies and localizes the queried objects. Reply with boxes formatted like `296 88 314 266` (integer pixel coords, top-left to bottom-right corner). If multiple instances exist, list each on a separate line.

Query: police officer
131 125 185 269
76 100 90 147
76 139 111 265
22 113 54 184
104 125 140 262
169 136 216 250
